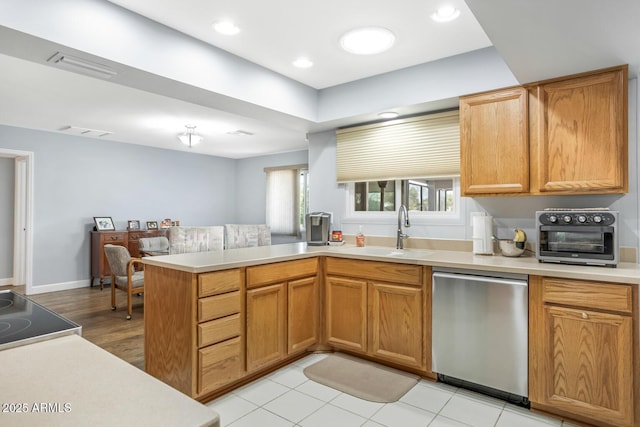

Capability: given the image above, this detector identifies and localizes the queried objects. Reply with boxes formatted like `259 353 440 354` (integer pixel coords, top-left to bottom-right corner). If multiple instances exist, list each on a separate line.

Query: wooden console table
90 229 167 289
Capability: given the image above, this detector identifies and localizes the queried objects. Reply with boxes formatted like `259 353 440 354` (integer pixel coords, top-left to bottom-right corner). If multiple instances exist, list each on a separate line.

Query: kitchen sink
331 246 433 258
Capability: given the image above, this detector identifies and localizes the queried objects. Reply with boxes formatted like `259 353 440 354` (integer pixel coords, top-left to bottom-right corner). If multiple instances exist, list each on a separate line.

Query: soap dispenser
355 226 365 247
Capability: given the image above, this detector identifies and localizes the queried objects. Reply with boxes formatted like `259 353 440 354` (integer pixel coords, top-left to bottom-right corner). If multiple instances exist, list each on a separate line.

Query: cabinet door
369 282 424 369
325 276 367 353
534 305 633 426
531 67 627 194
288 276 318 354
246 283 286 373
460 87 529 195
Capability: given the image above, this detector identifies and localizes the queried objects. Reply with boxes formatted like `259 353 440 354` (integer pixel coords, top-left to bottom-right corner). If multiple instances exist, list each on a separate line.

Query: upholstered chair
103 244 144 320
224 224 272 249
167 226 224 254
138 236 170 256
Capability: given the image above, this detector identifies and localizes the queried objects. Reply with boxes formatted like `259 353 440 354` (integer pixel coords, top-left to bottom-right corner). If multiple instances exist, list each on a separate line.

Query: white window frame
265 164 308 237
342 177 464 226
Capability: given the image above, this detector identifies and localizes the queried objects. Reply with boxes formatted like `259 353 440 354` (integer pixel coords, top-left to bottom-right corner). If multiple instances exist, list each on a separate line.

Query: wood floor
1 284 145 370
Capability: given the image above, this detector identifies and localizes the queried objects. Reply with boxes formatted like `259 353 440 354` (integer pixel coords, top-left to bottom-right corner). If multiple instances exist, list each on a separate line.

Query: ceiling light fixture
431 6 460 22
378 111 399 119
293 57 313 68
339 27 396 55
178 125 203 148
212 20 240 35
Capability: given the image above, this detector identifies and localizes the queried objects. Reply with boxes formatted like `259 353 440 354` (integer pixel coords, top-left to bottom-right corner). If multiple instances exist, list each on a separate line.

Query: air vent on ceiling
47 52 118 79
227 129 254 136
59 126 114 138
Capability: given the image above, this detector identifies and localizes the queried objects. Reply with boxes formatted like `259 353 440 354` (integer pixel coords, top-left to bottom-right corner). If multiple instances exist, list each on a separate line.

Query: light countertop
141 242 640 284
0 335 219 427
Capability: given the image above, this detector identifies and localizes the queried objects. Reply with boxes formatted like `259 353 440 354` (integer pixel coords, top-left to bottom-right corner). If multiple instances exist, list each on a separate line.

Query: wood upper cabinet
460 65 628 197
530 66 628 194
460 87 529 195
246 283 287 373
529 276 636 427
369 282 423 369
325 275 368 353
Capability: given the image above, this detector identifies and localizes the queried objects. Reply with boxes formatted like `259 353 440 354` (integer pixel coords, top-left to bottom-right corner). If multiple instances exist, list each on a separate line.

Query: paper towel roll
472 214 494 255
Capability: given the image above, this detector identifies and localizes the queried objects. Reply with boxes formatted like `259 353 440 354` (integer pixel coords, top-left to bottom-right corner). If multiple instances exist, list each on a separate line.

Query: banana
513 228 527 249
513 228 527 242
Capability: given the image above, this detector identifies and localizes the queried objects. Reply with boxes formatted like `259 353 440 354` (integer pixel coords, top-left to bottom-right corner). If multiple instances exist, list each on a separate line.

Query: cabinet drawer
102 233 127 244
198 337 243 394
198 313 241 348
199 269 242 297
326 257 422 286
198 291 241 322
246 258 318 289
543 277 633 314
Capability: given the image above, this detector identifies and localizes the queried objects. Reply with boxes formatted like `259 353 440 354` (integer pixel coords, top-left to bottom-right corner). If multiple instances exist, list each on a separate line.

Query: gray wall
234 150 309 224
309 78 639 256
235 150 309 244
0 157 14 280
0 125 237 289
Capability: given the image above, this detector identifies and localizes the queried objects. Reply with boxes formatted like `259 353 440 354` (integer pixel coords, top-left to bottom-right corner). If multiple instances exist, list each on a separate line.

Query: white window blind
336 110 460 183
265 168 297 235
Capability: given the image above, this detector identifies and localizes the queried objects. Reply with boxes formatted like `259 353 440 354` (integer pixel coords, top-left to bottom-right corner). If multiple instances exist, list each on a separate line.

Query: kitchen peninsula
142 242 640 427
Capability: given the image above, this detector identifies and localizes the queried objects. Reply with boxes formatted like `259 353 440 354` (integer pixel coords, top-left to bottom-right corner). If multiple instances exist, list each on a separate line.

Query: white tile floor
207 354 578 427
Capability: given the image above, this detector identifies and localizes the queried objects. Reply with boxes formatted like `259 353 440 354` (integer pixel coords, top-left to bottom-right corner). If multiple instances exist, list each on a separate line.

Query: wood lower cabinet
246 283 287 373
369 282 423 368
245 258 319 374
324 257 427 371
529 276 636 427
288 277 319 354
325 276 367 352
196 269 245 396
144 266 244 399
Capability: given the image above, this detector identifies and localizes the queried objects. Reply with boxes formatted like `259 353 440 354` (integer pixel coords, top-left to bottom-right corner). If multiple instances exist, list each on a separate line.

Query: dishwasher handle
433 271 528 287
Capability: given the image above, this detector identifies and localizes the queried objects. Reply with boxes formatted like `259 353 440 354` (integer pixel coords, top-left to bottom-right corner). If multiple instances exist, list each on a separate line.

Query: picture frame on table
127 220 140 230
160 218 172 229
94 216 115 231
146 221 158 230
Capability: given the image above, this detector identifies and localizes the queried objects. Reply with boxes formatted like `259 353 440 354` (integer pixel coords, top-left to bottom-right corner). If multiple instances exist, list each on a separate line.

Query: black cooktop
0 290 81 351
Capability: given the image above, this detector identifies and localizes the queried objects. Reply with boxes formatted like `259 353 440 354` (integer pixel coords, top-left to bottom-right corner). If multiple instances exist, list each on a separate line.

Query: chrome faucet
396 204 411 249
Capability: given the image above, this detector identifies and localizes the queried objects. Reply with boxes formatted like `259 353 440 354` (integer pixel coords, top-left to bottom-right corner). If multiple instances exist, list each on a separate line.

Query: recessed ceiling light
378 111 399 119
212 20 240 35
431 6 460 22
293 57 313 68
339 27 395 55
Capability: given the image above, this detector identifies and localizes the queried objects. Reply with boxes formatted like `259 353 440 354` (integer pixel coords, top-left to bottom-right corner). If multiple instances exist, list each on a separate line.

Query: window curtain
266 168 298 235
336 109 460 182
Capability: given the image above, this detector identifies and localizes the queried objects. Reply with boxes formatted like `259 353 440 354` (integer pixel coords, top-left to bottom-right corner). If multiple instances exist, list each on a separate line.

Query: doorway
0 149 33 294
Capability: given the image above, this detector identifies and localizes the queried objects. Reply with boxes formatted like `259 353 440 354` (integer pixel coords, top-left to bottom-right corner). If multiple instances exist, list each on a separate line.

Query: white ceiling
0 0 638 159
106 0 491 90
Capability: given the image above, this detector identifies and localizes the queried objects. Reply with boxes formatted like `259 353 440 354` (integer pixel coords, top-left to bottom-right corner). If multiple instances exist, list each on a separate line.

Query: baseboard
0 277 15 286
28 279 91 295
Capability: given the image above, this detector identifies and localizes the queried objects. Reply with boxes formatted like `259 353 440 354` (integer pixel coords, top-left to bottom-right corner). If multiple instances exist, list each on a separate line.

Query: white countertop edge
141 242 640 284
0 335 220 427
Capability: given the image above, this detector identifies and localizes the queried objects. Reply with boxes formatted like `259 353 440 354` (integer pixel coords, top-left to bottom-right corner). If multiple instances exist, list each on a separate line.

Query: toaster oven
536 209 618 267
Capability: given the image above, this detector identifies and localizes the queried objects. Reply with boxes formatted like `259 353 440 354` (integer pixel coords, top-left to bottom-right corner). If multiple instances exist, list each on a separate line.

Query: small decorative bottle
355 226 365 247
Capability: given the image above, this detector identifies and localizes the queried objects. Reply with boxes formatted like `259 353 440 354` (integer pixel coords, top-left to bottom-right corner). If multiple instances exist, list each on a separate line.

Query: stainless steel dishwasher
432 268 528 404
